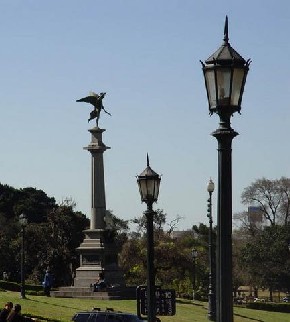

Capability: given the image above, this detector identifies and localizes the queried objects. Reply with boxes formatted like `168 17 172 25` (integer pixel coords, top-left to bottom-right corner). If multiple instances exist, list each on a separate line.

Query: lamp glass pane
138 173 160 202
154 179 160 200
231 68 245 105
204 69 216 107
138 179 147 201
216 68 231 106
138 178 157 201
146 178 156 200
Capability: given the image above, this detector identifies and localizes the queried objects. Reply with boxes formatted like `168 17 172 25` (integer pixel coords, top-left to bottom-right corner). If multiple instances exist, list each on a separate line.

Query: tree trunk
269 287 273 302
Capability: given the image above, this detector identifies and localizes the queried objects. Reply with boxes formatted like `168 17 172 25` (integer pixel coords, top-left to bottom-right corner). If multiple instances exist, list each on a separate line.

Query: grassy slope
0 291 289 322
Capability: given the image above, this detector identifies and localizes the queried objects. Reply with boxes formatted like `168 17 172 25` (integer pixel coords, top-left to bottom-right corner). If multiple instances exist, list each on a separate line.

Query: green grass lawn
0 291 289 322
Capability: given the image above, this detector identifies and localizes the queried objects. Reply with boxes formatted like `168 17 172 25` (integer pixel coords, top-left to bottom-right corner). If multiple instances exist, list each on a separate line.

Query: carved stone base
74 229 125 287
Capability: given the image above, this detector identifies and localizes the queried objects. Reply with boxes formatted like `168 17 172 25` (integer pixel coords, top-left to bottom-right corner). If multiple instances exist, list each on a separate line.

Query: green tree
239 224 290 298
0 182 89 286
0 184 20 218
120 211 211 299
37 204 89 285
131 208 167 234
232 228 252 296
0 183 56 222
103 210 129 252
119 234 147 285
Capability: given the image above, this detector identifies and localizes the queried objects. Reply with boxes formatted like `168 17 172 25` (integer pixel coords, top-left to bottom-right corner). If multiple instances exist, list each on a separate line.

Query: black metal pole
20 226 26 299
208 191 216 321
192 259 196 300
212 113 237 322
145 202 156 322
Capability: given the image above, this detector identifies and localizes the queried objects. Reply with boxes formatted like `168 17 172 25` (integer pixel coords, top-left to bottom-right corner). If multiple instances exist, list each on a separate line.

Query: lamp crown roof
205 16 247 66
138 154 160 178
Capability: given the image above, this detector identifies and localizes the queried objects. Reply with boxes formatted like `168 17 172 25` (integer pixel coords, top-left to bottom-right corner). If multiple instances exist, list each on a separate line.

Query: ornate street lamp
19 213 28 299
207 179 215 321
192 248 198 300
201 16 250 322
137 154 161 322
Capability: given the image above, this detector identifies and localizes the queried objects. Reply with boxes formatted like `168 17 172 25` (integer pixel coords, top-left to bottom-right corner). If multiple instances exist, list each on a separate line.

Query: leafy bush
0 280 43 293
0 281 20 292
247 301 290 313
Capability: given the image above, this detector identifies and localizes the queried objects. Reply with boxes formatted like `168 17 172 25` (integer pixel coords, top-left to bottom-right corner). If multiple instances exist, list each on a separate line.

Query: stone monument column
85 127 109 230
73 126 109 287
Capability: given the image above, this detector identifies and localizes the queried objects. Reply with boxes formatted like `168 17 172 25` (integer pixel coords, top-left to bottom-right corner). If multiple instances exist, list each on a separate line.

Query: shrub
0 280 43 294
247 302 290 313
0 281 20 292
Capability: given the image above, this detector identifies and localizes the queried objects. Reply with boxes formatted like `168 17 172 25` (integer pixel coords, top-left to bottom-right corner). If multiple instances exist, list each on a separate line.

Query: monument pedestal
74 229 125 287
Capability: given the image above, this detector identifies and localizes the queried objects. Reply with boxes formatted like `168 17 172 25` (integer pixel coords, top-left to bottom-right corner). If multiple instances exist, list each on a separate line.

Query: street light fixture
19 213 28 299
207 178 215 321
192 248 198 300
201 16 250 322
137 154 161 322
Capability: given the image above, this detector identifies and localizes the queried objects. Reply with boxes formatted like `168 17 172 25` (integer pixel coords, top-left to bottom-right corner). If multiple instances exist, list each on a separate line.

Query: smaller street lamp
192 248 198 300
19 213 28 299
137 154 161 322
207 179 215 321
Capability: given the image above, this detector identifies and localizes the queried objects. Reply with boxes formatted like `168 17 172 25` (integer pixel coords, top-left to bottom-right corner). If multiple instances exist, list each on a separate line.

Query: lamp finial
147 153 150 167
223 16 229 43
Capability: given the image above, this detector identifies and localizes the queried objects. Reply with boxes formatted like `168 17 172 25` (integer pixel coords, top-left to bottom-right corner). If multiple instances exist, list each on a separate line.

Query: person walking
0 302 13 322
43 269 53 296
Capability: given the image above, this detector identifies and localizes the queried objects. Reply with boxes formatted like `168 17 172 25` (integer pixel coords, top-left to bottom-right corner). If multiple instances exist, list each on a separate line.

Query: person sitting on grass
6 304 34 322
0 302 13 322
7 304 23 322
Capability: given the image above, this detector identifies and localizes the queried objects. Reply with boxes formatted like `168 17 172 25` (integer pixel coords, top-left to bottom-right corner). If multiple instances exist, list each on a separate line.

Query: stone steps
50 286 136 300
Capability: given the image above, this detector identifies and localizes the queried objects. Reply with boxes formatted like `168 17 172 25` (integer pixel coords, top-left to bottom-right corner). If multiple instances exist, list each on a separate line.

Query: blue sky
1 1 290 230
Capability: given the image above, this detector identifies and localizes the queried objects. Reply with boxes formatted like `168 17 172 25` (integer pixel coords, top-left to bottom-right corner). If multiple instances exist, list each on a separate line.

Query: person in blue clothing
93 272 107 292
43 269 53 296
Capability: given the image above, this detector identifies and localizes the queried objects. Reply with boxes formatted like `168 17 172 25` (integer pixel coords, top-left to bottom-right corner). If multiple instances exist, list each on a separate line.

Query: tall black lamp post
207 178 215 321
201 16 250 322
137 154 161 322
19 213 28 299
192 248 198 300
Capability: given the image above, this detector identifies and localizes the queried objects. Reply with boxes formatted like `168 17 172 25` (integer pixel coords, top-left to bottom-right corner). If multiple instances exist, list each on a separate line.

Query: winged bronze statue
76 91 111 126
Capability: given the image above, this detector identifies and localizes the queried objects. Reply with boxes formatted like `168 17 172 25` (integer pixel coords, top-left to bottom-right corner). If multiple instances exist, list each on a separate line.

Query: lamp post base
20 290 26 299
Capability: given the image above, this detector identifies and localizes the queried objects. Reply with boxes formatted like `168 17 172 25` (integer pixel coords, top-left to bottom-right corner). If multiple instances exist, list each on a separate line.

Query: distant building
170 230 194 239
248 206 263 225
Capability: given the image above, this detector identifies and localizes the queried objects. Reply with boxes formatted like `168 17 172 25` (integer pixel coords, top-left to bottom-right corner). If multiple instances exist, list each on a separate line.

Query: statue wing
76 91 105 109
76 95 98 106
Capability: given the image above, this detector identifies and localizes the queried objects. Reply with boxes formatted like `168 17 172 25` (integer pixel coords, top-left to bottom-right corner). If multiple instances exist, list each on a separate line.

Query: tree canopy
241 177 290 226
234 176 290 296
2 176 290 299
238 224 290 297
0 183 89 285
